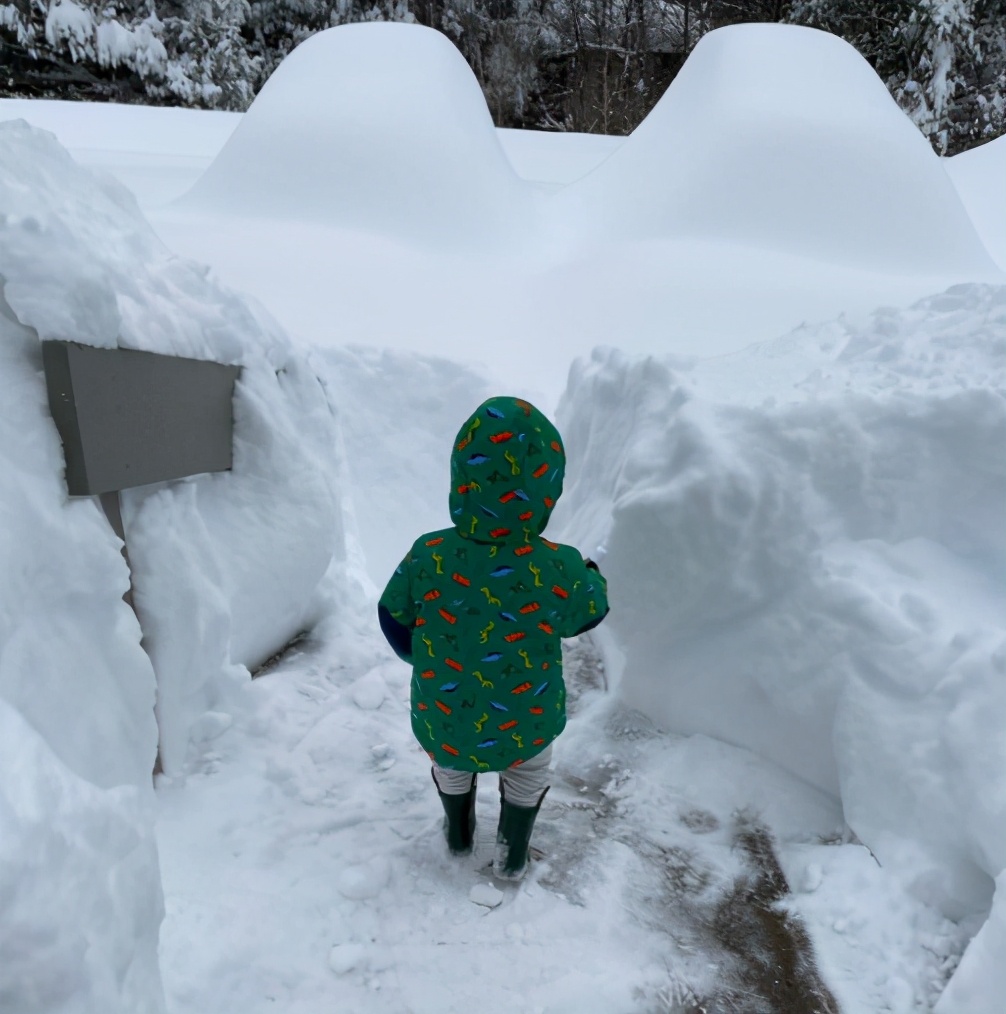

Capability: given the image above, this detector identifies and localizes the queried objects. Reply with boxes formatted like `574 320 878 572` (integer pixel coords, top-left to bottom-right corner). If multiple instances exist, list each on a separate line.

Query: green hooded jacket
379 396 608 772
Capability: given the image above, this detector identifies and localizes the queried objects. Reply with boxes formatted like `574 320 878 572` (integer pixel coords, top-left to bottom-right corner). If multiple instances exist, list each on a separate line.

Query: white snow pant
432 745 552 808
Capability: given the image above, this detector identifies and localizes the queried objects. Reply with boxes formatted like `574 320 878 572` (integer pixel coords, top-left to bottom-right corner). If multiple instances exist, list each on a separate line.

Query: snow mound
1 119 348 777
554 284 1006 987
181 24 533 246
946 134 1006 273
559 24 996 274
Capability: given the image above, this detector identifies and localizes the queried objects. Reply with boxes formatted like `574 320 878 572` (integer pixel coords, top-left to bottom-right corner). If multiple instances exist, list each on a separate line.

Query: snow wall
553 284 1006 1008
180 23 535 247
0 120 348 1012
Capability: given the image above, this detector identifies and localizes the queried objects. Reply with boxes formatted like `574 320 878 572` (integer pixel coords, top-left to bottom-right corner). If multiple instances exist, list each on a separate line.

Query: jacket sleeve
378 552 417 663
563 554 609 637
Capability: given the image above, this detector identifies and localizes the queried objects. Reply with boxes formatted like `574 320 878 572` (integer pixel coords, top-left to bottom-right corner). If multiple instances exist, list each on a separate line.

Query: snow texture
469 882 505 908
181 22 997 277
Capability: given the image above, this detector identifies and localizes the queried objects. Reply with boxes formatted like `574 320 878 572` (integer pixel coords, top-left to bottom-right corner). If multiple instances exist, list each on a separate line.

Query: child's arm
563 551 609 637
378 553 418 664
378 604 412 662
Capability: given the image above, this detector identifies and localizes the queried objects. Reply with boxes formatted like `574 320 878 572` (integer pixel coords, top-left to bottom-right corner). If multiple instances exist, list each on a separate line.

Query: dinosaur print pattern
380 396 608 772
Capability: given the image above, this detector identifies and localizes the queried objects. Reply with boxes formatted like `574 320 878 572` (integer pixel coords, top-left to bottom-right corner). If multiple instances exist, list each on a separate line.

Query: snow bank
1 118 349 1008
1 120 347 775
558 24 995 274
181 24 534 247
553 283 1006 992
946 134 1006 272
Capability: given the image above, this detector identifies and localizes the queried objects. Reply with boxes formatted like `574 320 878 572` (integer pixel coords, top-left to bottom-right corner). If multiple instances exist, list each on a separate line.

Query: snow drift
181 23 534 246
553 283 1006 1005
557 24 996 274
0 120 348 1010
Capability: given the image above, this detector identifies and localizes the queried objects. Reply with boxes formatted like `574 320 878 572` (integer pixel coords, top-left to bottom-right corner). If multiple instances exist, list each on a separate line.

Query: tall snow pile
0 120 347 1011
558 24 996 275
553 283 1006 1007
180 23 534 247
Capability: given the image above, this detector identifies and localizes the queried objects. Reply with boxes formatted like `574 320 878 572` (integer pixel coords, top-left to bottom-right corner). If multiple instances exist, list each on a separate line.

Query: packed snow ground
154 627 969 1014
2 20 1005 1014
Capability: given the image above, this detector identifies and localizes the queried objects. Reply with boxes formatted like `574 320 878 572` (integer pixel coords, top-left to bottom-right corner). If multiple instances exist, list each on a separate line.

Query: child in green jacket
379 396 608 880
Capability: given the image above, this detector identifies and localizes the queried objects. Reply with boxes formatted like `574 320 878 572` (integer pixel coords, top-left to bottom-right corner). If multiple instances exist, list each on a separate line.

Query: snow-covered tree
1 0 169 100
430 0 548 123
155 0 261 108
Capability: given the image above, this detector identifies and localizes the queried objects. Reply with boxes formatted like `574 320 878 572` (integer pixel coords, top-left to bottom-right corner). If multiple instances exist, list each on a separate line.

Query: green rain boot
432 770 477 855
493 784 549 881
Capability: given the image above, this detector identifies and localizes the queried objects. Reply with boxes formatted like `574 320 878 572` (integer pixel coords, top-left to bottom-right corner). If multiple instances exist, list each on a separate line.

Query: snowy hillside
1 20 1005 1014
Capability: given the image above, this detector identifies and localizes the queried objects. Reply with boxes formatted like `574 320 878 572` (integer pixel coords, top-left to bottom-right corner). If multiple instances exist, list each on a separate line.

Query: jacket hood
449 396 565 543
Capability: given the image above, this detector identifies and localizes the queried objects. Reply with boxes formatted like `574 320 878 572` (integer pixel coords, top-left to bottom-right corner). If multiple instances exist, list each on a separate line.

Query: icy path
157 632 963 1013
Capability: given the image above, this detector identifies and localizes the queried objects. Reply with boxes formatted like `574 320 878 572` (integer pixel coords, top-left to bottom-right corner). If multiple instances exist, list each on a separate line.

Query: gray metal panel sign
43 341 241 496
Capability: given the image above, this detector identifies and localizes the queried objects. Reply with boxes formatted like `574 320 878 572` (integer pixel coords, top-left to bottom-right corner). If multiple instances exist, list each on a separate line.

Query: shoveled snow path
156 630 966 1014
